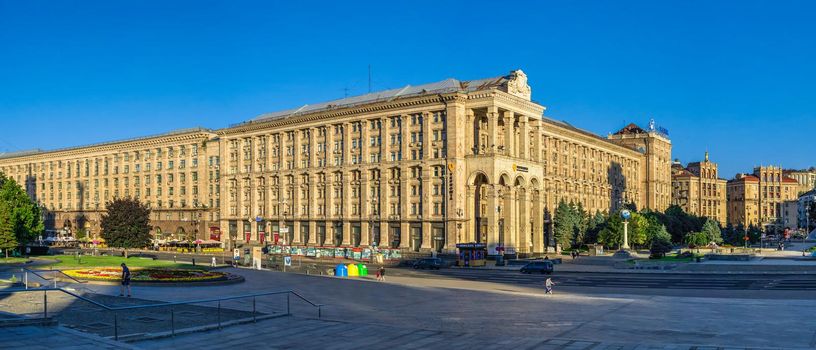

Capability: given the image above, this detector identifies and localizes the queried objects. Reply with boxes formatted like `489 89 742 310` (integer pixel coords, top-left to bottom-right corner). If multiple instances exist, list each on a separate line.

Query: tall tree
584 210 606 244
701 219 723 245
553 200 575 249
598 212 625 249
0 202 17 258
100 198 152 258
0 174 44 244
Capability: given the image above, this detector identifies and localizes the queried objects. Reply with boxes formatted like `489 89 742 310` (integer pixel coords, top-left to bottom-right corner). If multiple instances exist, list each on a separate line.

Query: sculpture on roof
506 70 532 100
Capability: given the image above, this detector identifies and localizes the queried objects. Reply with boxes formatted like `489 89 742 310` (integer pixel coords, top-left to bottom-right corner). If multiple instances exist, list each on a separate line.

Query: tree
649 235 673 259
684 232 709 248
100 198 152 257
628 212 648 248
0 174 44 245
598 212 625 249
701 219 723 245
0 202 17 258
553 200 576 249
584 210 606 244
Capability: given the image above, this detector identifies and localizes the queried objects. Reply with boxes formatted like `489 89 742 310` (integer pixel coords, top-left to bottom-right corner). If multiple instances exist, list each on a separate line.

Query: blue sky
1 1 814 177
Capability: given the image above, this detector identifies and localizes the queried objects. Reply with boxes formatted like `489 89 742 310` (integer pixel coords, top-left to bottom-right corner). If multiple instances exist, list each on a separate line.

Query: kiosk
456 243 487 267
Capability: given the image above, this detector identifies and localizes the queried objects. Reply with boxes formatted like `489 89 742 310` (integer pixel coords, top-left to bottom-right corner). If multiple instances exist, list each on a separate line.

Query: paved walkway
0 324 139 349
137 315 814 350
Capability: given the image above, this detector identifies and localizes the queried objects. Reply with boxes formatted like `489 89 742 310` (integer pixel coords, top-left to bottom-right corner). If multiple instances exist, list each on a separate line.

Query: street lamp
620 209 631 250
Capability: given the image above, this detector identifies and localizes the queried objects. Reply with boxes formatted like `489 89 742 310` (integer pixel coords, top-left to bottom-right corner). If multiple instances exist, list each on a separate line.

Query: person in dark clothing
120 263 132 297
377 266 386 281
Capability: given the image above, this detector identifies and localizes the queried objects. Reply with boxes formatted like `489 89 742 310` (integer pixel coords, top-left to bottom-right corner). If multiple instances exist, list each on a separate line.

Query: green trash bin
357 264 368 277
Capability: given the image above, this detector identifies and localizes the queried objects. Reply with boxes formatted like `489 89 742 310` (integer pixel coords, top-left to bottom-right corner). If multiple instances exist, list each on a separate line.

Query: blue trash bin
335 264 348 277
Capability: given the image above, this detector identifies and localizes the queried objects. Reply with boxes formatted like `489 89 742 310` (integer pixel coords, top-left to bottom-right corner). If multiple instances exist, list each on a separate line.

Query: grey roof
0 127 213 160
247 74 511 124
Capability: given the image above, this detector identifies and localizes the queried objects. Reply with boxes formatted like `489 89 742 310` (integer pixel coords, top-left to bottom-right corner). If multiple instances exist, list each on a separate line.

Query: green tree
701 219 723 245
628 212 648 247
100 198 152 258
598 213 625 249
0 202 18 258
584 210 606 244
684 232 709 247
553 200 575 249
649 235 673 259
0 174 44 244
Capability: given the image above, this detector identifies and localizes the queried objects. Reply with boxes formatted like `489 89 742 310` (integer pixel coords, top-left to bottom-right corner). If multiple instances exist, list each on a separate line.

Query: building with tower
671 152 727 225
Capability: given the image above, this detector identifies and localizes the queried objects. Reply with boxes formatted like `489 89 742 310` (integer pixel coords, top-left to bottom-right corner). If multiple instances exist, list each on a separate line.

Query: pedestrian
119 263 132 297
211 256 217 267
377 266 386 281
545 277 556 295
544 255 549 261
574 250 579 259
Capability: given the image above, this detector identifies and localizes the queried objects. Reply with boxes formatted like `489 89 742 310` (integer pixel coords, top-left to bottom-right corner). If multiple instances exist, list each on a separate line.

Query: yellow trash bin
347 263 359 277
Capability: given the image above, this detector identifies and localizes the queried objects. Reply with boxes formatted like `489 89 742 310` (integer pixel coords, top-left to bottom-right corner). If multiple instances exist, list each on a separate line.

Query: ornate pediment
505 69 531 100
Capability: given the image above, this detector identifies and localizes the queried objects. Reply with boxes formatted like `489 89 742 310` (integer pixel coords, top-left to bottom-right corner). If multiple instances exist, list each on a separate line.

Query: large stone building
0 128 222 241
671 152 727 225
727 166 799 230
606 122 672 212
0 70 671 255
783 169 816 196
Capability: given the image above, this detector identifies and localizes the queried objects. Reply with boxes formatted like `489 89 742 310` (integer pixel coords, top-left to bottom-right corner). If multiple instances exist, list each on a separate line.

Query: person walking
119 263 132 297
211 256 217 267
544 277 555 295
377 266 386 281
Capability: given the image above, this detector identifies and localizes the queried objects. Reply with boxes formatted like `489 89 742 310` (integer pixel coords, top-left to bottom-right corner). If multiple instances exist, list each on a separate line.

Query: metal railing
0 287 323 341
17 267 85 288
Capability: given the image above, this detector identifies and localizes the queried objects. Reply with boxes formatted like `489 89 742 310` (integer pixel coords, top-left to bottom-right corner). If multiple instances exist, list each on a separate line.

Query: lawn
42 255 203 270
0 257 30 264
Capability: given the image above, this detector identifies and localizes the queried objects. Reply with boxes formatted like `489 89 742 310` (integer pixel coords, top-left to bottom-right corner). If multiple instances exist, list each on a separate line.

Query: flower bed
63 267 228 283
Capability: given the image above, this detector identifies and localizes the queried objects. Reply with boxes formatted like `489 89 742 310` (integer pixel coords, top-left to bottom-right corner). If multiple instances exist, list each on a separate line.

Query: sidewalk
453 256 816 275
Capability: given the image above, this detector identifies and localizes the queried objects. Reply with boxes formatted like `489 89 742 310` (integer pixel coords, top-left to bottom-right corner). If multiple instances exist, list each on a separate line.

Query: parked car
520 261 554 274
413 258 444 270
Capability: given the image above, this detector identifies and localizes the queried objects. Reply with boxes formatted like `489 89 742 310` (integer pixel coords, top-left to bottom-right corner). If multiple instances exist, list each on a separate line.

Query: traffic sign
284 256 292 266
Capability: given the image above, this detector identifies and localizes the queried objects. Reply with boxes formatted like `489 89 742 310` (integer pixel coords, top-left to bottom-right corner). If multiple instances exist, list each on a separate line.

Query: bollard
252 297 256 323
192 258 196 266
114 312 119 341
318 305 322 319
217 301 221 329
171 306 175 336
286 293 290 315
43 290 47 322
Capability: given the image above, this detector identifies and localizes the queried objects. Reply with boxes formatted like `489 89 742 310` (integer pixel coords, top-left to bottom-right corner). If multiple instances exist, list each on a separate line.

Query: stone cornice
539 122 643 159
218 92 467 137
0 131 217 165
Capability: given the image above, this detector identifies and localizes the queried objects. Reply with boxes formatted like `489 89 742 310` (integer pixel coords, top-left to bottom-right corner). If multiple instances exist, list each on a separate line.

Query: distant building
781 200 798 230
727 166 799 231
607 122 672 212
783 169 816 196
671 152 727 225
799 189 816 232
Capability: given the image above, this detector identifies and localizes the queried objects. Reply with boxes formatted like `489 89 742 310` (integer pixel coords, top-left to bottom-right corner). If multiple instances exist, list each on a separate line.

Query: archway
471 172 490 244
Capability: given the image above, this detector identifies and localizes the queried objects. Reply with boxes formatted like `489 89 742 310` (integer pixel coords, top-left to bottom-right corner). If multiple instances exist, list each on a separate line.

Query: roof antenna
344 87 349 98
368 64 372 93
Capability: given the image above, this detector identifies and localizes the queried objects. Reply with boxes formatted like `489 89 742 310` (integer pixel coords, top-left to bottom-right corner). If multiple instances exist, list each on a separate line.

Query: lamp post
620 209 631 250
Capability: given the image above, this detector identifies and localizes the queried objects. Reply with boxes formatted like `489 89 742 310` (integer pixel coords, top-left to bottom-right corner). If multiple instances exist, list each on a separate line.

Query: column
519 115 529 159
533 120 542 162
506 187 517 250
399 166 411 249
400 115 410 162
421 166 432 249
361 119 370 164
341 170 352 246
292 220 302 245
518 189 529 253
487 106 498 153
533 189 544 254
343 122 352 166
309 127 317 168
360 174 370 247
486 185 499 254
381 117 391 162
465 109 475 155
326 125 335 167
308 220 317 245
465 185 475 243
503 111 515 157
422 112 432 160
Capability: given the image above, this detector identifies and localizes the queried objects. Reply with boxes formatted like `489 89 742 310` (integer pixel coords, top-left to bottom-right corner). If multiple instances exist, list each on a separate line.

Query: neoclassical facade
0 70 671 255
727 166 799 230
671 152 727 225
